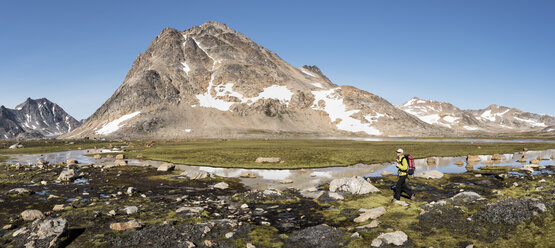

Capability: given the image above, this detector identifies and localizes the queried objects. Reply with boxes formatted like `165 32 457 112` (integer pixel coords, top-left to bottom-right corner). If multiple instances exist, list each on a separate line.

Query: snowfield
96 112 141 135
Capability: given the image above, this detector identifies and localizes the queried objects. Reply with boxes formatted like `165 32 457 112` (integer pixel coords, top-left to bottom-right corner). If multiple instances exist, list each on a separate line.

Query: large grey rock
31 218 67 240
414 170 444 179
21 210 45 221
329 176 379 194
371 231 408 247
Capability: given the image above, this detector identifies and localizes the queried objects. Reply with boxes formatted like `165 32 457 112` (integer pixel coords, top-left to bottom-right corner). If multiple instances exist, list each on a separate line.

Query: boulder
106 154 114 159
21 209 45 221
93 154 102 160
414 170 444 179
371 231 408 247
176 206 204 214
450 192 483 203
466 155 481 162
491 154 504 160
529 159 540 164
57 169 76 181
426 157 436 165
115 154 125 160
109 220 142 231
37 159 48 168
213 182 229 190
354 207 386 223
157 163 175 172
180 170 211 179
328 192 344 200
9 143 21 149
30 218 67 240
114 159 128 166
329 177 380 194
255 157 281 163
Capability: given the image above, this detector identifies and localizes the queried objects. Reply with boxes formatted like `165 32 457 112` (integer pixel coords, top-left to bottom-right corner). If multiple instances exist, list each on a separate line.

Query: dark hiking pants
394 175 413 200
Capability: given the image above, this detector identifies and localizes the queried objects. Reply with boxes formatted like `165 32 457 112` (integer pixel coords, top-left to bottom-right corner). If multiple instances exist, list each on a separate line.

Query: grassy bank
122 139 555 169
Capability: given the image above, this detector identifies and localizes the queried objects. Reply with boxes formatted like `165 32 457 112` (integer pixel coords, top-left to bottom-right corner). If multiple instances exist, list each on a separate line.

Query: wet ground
1 149 554 247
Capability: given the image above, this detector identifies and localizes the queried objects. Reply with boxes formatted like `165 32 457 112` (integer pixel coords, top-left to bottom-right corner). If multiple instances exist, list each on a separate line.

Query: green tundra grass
121 139 554 169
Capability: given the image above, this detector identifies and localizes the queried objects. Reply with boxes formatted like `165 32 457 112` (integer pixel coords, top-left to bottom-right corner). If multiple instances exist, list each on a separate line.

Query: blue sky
1 0 554 119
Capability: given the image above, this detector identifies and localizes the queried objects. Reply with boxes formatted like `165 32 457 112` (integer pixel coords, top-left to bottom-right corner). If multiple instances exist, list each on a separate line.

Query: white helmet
396 148 403 153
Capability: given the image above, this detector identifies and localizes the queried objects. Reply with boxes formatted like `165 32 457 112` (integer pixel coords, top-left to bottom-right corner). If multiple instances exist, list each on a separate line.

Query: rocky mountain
62 21 445 139
399 97 555 134
0 98 81 139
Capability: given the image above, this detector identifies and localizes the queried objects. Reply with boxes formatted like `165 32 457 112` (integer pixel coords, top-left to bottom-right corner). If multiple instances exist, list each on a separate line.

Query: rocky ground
0 154 553 247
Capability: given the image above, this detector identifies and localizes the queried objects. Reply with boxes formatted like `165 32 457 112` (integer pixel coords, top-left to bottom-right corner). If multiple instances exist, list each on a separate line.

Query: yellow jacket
397 155 408 176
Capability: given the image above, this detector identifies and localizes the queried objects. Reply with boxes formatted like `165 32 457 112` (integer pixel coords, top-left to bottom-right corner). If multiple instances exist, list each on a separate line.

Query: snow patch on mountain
311 88 381 135
196 79 294 111
301 69 316 77
96 112 141 135
514 116 546 127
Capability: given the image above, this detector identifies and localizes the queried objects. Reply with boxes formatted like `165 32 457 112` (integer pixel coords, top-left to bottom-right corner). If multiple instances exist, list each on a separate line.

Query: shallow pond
3 148 554 191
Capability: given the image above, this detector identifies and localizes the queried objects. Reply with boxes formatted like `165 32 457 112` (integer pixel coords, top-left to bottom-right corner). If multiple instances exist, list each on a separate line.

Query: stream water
4 148 554 191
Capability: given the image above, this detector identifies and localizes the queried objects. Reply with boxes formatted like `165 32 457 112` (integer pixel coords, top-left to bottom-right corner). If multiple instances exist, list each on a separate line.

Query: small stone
356 220 381 229
354 207 386 223
66 159 78 165
213 182 229 190
203 240 213 247
380 171 393 177
126 187 135 195
240 172 257 178
246 243 256 248
255 157 281 163
2 224 13 230
393 200 409 206
426 157 436 165
474 174 482 177
124 206 139 215
185 241 196 248
513 182 519 187
12 227 28 237
21 209 45 221
371 231 408 247
47 195 59 200
157 163 175 172
109 220 142 231
305 187 318 192
241 204 249 209
414 170 444 179
53 204 65 211
280 179 293 184
108 210 116 216
57 169 76 181
351 232 360 238
328 192 344 200
114 159 128 166
93 154 102 160
225 232 234 238
539 179 546 183
115 154 125 160
8 188 32 195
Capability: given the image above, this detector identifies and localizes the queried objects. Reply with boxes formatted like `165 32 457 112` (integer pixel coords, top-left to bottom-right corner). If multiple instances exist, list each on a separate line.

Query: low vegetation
121 139 554 169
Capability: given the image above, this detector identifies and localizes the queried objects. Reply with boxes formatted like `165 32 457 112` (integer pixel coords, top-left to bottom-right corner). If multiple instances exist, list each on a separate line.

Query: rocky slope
0 98 80 139
399 97 555 134
62 21 444 139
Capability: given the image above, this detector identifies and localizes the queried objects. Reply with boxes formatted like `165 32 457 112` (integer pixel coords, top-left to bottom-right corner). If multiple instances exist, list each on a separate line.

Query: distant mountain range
398 97 554 134
0 98 80 140
3 22 552 140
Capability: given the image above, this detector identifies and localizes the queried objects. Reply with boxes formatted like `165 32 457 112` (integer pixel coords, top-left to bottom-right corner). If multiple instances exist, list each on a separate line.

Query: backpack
401 154 415 175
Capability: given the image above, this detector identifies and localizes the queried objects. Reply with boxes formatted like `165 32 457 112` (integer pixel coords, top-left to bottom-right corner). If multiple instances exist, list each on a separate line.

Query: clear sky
1 0 554 119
